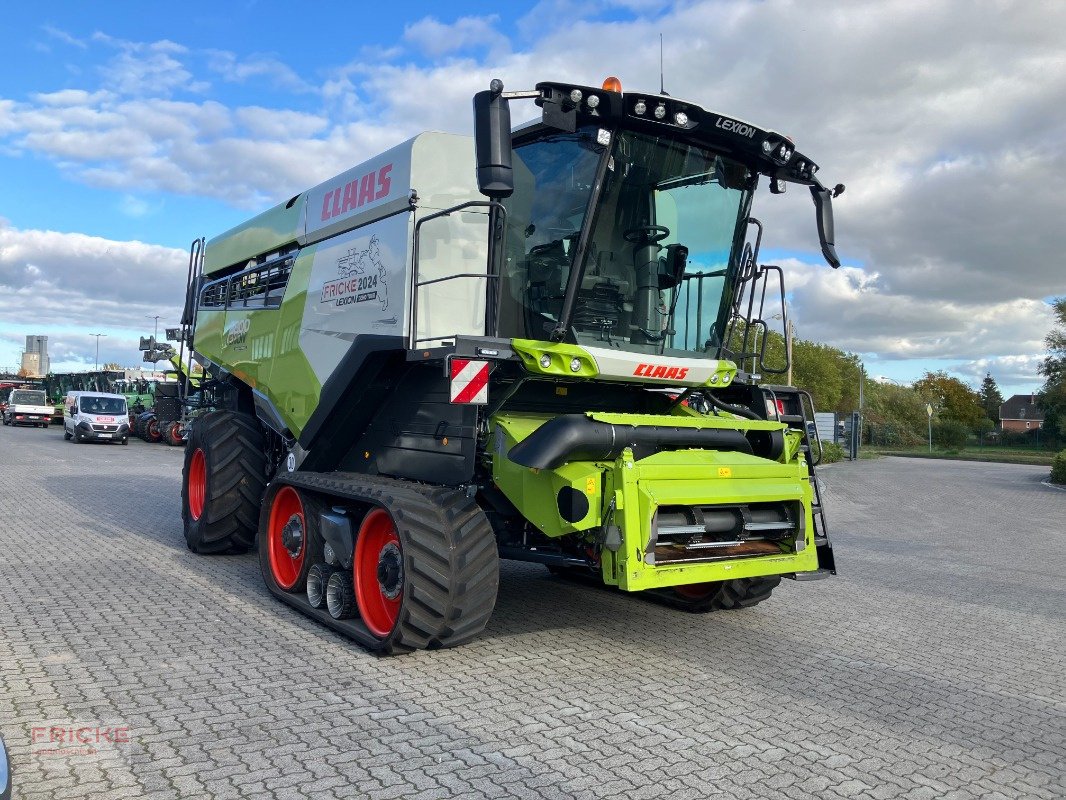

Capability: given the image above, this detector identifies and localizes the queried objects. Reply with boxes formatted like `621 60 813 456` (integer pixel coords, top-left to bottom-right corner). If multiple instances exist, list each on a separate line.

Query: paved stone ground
0 422 1063 799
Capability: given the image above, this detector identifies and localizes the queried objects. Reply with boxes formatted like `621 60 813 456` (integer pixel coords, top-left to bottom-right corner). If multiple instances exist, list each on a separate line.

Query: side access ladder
764 385 837 578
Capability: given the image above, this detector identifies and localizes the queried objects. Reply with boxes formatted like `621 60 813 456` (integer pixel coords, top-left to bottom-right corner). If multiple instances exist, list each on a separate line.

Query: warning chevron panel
450 358 489 404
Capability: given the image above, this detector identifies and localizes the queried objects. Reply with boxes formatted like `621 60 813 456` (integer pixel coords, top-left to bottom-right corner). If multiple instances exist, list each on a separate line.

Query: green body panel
492 413 605 536
203 198 303 275
511 340 599 379
510 339 739 387
490 410 816 591
602 446 815 590
194 246 322 436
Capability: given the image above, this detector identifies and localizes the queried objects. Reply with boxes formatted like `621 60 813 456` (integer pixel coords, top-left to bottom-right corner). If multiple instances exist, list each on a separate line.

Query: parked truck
2 388 53 428
179 77 841 653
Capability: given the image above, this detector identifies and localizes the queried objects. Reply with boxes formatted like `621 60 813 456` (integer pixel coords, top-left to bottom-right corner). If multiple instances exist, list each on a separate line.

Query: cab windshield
79 397 127 415
11 390 47 405
500 126 752 357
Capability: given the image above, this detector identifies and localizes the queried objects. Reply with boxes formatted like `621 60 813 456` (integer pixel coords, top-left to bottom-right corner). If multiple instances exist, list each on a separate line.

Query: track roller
259 474 499 654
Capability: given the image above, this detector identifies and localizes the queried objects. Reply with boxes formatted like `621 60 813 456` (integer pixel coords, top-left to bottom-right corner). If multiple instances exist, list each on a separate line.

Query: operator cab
478 78 842 378
499 123 752 360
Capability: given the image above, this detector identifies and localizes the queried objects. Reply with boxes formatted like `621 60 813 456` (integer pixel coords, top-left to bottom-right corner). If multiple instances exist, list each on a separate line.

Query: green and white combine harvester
180 77 841 654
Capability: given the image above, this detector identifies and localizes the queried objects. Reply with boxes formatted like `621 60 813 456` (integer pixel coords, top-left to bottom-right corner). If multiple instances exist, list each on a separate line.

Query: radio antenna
659 33 669 96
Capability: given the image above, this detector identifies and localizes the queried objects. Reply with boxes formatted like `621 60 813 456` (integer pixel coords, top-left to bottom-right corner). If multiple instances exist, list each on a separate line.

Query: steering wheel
623 225 670 244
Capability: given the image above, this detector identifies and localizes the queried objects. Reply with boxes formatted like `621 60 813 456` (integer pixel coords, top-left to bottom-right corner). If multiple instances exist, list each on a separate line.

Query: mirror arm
810 183 841 269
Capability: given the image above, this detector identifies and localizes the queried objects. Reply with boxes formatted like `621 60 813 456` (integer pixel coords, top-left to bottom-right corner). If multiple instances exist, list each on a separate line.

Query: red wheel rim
354 508 403 638
674 582 719 600
268 487 306 590
188 448 206 521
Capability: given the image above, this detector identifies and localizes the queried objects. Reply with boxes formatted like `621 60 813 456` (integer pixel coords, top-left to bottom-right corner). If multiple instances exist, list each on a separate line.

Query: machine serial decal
320 235 390 311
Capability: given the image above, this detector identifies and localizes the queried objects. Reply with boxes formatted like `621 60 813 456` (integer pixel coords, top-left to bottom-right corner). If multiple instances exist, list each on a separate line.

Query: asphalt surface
0 422 1063 800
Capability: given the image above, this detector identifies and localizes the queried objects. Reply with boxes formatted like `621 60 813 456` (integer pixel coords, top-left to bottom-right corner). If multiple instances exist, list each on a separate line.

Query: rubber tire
182 410 267 555
644 576 781 613
360 488 498 653
164 421 184 446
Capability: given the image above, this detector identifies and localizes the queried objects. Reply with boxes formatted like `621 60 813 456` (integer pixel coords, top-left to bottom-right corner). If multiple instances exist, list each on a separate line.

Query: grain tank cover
203 136 456 276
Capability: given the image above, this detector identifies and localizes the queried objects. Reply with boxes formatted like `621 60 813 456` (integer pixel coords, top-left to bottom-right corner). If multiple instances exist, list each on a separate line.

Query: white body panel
64 392 130 443
298 133 488 382
583 345 730 386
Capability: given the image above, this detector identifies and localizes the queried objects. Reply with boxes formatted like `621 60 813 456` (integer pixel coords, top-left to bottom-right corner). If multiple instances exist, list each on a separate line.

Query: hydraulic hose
507 414 782 470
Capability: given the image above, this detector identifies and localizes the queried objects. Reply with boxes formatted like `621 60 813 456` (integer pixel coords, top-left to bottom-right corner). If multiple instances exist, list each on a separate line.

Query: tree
933 419 969 450
863 380 928 447
974 416 995 444
728 324 864 414
1038 297 1066 442
102 362 122 371
912 370 985 431
978 373 1004 424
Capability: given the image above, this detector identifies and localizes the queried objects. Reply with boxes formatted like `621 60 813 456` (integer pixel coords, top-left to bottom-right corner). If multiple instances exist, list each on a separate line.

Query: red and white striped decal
450 359 489 404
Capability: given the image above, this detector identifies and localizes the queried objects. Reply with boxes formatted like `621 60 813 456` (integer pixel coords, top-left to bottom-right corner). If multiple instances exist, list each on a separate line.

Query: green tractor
180 77 841 653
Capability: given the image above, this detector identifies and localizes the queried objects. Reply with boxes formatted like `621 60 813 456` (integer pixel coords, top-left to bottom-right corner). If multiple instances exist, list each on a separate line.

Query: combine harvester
179 77 842 653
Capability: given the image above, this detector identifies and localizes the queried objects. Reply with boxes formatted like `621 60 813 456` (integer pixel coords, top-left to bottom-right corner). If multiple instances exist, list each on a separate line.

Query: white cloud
0 221 188 331
118 194 159 218
205 50 316 94
41 25 88 50
403 15 510 59
952 354 1046 390
93 37 208 97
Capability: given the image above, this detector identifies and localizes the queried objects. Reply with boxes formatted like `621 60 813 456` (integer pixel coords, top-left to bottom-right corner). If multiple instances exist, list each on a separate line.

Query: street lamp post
146 315 161 341
90 333 107 371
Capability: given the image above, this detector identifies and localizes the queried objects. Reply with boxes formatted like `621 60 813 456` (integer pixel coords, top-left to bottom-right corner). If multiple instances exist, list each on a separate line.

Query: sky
0 0 1062 396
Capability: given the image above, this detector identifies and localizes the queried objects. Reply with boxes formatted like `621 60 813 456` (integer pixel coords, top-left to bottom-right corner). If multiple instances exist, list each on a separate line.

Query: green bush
820 442 845 463
1051 449 1066 484
933 419 969 450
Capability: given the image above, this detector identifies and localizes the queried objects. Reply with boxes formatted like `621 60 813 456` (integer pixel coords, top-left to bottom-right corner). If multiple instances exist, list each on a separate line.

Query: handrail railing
408 200 506 349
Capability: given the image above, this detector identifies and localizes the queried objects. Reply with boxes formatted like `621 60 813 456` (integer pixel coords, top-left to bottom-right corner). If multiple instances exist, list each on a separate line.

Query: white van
64 392 130 445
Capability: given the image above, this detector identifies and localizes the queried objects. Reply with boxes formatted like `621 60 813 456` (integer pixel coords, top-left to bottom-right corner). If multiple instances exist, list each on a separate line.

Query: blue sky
0 1 1062 397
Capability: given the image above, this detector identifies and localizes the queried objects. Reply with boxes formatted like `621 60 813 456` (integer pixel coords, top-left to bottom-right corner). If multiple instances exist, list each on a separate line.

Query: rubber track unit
259 472 499 655
182 410 267 555
644 576 781 613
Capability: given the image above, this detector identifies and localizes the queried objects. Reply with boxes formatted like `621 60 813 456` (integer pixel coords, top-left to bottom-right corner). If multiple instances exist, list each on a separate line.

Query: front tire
182 410 267 555
644 576 781 613
164 421 184 447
